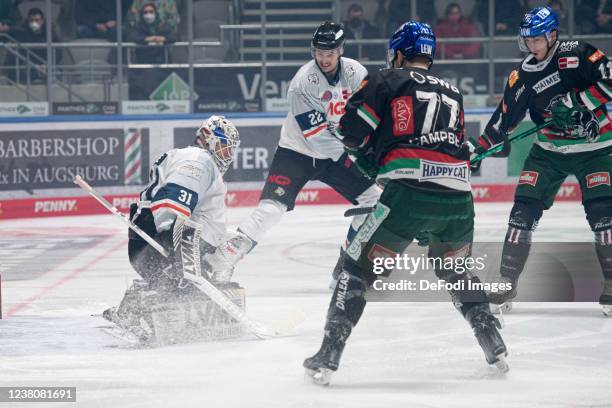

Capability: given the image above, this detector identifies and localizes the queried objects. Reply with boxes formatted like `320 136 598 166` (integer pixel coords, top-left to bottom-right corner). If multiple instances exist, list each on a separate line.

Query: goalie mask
195 115 240 174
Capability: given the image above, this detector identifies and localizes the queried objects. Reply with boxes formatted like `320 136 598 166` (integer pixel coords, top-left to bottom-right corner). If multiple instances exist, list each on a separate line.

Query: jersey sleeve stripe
357 104 380 130
579 84 610 110
151 199 191 217
303 123 328 138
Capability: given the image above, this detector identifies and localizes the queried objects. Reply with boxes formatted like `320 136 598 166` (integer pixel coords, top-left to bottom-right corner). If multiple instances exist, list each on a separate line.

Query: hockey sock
326 260 367 327
238 199 287 243
500 227 532 281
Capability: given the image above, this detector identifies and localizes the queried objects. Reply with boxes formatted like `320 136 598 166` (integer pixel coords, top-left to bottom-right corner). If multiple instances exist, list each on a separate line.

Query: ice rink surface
1 202 611 408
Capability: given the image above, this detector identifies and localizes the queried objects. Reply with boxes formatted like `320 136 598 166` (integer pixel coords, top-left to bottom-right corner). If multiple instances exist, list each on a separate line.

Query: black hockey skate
466 305 509 372
600 280 612 317
304 322 351 385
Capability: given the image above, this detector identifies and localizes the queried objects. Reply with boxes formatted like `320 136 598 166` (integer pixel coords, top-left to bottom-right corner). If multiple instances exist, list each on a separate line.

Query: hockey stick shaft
470 122 550 164
73 175 169 257
72 175 279 339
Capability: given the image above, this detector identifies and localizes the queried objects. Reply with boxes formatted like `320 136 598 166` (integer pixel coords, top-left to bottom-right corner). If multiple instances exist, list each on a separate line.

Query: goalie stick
73 175 299 339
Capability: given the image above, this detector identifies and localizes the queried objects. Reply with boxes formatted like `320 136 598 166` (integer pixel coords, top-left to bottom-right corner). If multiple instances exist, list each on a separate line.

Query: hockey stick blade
73 175 293 340
343 206 375 217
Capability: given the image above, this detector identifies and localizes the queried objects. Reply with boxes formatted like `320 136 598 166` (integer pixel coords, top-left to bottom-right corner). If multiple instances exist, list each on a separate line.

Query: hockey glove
551 92 600 142
476 127 510 158
467 138 486 172
345 146 378 180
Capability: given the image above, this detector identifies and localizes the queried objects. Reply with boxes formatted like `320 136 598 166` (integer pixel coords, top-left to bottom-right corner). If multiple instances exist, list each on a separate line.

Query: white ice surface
1 202 611 408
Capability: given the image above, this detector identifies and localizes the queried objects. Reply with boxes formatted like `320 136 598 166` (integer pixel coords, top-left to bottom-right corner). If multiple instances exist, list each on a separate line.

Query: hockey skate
304 322 352 386
600 280 612 317
102 280 160 343
466 305 509 372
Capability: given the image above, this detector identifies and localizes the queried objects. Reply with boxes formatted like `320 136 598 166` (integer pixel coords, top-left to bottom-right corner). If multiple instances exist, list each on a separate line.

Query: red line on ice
4 239 127 318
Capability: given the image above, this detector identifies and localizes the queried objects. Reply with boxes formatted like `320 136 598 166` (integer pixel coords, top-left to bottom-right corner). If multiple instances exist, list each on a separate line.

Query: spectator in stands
343 3 380 61
0 0 19 34
75 0 118 41
386 0 436 35
128 2 175 64
548 0 568 32
595 0 612 33
4 7 59 82
575 0 612 34
127 0 179 34
434 2 481 59
473 0 525 36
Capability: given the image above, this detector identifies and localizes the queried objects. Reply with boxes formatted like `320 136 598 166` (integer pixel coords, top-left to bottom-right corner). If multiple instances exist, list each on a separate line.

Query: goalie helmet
518 6 559 52
195 115 240 174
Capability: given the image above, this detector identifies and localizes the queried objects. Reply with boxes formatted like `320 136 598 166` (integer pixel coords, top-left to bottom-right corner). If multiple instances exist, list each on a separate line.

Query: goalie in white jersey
207 21 382 283
103 115 242 343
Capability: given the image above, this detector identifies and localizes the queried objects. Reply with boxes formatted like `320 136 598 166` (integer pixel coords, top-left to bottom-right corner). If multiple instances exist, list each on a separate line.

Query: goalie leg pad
108 280 246 345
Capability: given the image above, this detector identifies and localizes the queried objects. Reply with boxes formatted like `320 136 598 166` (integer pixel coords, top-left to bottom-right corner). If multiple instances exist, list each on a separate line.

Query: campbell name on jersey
279 57 368 161
340 67 470 192
139 146 228 247
483 40 612 154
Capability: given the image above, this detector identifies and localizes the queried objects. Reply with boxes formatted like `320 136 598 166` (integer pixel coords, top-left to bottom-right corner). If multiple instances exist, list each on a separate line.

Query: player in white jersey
103 115 242 343
207 22 382 283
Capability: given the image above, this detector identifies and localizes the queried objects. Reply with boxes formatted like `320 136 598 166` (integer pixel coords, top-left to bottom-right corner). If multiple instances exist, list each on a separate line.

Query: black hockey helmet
311 21 345 51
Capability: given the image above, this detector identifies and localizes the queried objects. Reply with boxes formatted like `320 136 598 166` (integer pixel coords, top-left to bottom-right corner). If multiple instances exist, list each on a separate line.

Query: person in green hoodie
128 2 175 64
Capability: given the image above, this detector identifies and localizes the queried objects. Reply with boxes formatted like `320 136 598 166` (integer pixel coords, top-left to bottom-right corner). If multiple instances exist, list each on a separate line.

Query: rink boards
0 112 583 219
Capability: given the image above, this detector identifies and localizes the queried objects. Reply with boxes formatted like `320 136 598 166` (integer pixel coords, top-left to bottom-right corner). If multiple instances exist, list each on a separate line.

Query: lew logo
533 72 561 94
586 172 610 188
391 96 413 136
518 171 539 186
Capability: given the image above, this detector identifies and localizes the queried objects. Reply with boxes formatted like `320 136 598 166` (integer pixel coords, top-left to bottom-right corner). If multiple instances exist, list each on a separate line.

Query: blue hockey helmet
387 21 436 69
518 6 559 52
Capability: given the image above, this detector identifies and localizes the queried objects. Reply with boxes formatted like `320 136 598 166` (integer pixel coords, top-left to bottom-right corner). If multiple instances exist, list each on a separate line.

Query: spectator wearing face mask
343 3 381 61
128 2 176 64
127 0 179 33
4 7 59 82
434 2 481 59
